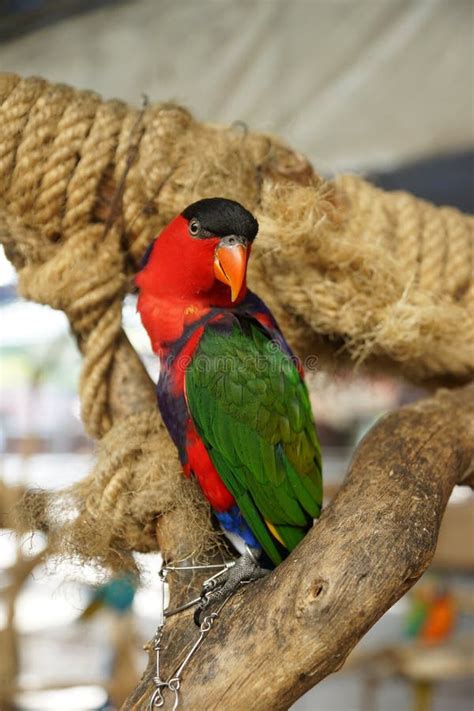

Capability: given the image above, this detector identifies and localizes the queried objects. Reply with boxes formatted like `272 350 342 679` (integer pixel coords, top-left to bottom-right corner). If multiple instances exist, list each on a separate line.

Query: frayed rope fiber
1 74 472 567
17 411 217 570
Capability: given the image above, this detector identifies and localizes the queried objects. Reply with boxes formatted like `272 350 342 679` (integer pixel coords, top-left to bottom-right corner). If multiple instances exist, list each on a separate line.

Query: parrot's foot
194 546 269 625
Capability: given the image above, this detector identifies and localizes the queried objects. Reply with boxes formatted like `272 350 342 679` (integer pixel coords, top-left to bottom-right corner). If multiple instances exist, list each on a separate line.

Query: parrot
404 581 456 645
79 574 136 621
136 197 322 603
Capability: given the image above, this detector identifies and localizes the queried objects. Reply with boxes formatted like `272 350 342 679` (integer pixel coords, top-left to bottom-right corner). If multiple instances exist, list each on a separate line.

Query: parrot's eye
189 218 201 236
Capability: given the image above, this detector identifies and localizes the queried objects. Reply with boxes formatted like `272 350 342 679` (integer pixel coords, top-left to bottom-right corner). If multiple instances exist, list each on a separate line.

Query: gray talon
194 548 269 625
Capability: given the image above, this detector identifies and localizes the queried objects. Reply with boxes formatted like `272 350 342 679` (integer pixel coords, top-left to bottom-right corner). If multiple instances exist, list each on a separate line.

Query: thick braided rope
1 74 472 396
0 74 472 562
0 76 133 437
255 176 473 379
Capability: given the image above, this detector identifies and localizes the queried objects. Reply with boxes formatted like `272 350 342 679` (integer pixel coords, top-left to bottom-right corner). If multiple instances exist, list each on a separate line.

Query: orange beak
214 239 248 302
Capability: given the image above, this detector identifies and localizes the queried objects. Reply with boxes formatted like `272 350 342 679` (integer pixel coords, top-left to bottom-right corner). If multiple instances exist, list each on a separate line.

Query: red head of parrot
136 198 258 347
136 197 258 304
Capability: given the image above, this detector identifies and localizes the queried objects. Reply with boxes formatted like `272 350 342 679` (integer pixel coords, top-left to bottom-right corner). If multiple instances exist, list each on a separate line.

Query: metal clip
148 562 233 710
148 680 179 710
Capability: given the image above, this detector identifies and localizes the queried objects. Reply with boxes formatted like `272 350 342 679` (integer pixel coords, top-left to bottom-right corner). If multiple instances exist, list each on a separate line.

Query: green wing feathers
186 320 322 565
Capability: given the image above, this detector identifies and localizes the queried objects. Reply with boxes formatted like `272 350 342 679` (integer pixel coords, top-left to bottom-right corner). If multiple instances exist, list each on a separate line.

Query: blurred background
0 1 473 710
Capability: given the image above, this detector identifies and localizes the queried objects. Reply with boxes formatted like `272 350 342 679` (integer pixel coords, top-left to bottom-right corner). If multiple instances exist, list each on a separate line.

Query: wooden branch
123 384 474 711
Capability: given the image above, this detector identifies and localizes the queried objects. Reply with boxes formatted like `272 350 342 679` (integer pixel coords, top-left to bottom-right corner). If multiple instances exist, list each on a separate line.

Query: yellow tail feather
265 519 287 548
